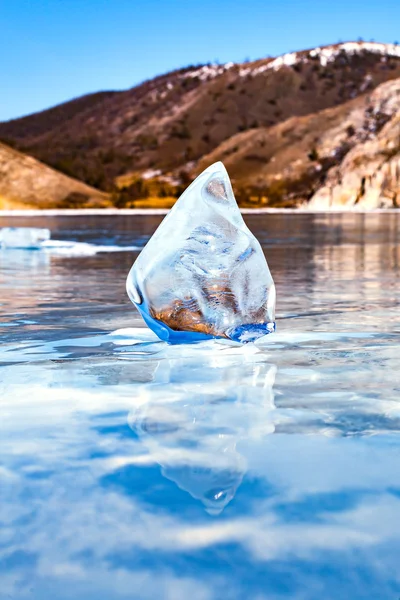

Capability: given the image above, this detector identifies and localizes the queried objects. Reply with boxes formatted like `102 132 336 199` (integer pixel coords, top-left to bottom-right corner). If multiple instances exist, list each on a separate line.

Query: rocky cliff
308 79 400 208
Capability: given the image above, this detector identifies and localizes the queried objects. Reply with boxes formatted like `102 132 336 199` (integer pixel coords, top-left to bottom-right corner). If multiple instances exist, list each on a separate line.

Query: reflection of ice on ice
0 246 50 273
42 240 140 256
0 227 50 248
128 348 277 514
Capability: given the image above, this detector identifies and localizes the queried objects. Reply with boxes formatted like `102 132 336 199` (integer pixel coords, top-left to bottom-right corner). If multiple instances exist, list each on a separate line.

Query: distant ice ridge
0 227 139 255
0 227 50 249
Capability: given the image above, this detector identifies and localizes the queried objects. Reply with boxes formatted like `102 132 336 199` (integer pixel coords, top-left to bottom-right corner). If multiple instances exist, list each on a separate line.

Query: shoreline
1 208 400 217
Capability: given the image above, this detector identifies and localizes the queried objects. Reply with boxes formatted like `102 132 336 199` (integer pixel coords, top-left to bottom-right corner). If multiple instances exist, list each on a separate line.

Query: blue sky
1 0 400 121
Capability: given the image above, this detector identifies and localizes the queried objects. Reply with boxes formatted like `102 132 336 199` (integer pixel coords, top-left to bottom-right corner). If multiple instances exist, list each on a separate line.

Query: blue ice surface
2 212 400 600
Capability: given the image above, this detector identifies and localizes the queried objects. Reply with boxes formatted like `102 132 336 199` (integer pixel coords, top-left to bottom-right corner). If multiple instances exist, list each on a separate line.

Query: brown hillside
198 77 400 208
0 91 117 144
0 142 110 209
196 97 364 205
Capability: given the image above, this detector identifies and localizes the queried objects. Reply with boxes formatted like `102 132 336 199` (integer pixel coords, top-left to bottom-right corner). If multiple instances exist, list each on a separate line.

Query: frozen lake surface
1 212 399 599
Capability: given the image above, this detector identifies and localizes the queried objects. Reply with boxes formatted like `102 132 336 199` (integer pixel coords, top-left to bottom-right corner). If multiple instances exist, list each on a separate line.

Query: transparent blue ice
126 163 276 343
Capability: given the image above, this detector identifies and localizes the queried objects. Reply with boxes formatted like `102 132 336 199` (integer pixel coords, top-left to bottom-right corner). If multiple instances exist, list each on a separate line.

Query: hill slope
198 77 400 208
0 142 110 210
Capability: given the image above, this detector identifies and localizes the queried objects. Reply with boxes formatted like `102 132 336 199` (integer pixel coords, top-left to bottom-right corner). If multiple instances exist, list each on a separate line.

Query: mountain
0 141 110 210
1 41 400 208
199 77 400 208
309 78 400 208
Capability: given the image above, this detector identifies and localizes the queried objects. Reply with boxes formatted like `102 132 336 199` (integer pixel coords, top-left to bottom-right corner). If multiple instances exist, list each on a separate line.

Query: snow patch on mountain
241 42 400 77
183 62 234 81
309 42 400 66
